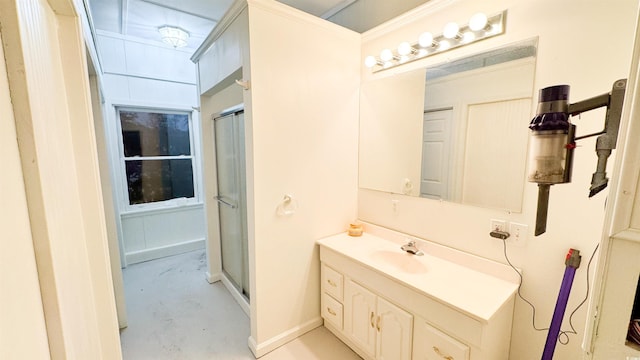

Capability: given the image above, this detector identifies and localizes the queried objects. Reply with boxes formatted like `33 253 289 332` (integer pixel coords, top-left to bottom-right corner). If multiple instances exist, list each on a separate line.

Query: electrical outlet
490 219 506 232
391 199 399 212
509 223 529 247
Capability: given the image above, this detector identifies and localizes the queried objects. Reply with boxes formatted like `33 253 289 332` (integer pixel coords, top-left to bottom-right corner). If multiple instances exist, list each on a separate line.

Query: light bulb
364 55 378 68
397 42 413 56
469 13 488 31
380 49 394 62
418 32 434 47
463 32 475 43
443 22 460 39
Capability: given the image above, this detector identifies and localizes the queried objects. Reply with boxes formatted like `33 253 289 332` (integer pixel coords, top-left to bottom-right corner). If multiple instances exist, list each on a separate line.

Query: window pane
120 111 191 156
125 159 194 205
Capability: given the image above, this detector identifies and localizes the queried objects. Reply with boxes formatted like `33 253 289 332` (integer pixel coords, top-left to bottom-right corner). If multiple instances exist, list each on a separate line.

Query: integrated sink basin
317 229 520 322
369 250 428 274
318 227 521 360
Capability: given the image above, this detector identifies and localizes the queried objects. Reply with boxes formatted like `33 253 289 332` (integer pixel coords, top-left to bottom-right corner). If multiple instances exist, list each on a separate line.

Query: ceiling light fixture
158 25 189 48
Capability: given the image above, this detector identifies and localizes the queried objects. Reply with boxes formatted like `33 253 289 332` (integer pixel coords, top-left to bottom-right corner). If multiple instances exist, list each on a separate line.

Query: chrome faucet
401 240 424 256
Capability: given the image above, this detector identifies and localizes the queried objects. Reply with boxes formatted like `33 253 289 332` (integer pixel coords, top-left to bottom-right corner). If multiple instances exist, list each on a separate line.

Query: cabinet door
376 297 413 360
345 280 377 357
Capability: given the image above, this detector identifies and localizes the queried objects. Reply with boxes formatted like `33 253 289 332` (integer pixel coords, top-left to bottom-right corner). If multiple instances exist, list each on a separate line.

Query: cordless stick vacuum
523 79 625 357
527 79 626 236
541 249 582 360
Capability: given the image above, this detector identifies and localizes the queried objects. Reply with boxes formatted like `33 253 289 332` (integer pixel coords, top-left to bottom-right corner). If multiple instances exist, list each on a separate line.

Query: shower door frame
213 105 250 308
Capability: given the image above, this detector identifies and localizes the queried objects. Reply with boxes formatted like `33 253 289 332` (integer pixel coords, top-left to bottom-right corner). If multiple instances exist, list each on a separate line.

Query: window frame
115 106 200 212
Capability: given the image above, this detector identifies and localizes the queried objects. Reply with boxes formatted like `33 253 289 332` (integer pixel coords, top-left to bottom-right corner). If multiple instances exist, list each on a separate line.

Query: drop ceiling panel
278 0 351 17
89 0 123 33
88 0 356 51
139 0 230 21
126 0 216 47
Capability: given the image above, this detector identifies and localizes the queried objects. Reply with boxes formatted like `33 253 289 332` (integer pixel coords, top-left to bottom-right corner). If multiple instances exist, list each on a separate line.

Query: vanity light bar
365 10 507 72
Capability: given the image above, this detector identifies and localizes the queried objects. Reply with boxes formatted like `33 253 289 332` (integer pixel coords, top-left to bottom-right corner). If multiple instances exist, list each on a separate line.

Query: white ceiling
88 0 353 49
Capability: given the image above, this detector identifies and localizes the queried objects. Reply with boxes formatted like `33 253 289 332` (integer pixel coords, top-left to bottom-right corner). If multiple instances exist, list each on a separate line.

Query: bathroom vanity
318 230 519 360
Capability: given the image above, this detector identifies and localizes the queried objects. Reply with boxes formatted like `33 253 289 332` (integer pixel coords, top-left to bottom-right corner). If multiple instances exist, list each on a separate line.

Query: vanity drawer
321 263 343 301
413 318 469 360
322 292 343 330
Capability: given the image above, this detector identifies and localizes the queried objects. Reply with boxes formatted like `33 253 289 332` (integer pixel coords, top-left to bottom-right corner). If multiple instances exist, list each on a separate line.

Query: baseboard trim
220 273 250 316
125 238 205 265
325 322 370 360
206 271 222 284
248 317 323 358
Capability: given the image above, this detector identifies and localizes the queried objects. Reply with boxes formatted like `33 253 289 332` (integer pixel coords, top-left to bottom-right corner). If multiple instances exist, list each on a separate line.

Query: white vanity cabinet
344 279 413 360
318 232 518 360
321 264 344 330
321 263 414 360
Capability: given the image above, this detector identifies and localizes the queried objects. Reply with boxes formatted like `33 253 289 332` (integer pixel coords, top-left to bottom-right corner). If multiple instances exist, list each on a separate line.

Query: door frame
212 105 251 315
0 0 122 357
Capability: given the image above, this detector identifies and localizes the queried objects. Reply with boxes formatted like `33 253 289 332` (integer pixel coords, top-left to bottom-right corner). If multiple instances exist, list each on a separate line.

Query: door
214 109 249 300
420 109 452 200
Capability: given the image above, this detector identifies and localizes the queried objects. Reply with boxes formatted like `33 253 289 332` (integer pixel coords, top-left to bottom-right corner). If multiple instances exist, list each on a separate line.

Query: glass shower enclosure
214 108 249 301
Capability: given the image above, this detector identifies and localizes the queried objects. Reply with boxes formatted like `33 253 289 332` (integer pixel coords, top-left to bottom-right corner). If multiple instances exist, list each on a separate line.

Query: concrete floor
120 249 361 359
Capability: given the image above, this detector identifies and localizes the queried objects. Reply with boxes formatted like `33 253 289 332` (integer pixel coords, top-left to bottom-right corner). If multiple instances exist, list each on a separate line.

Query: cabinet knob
370 312 375 328
327 279 337 287
376 315 381 332
432 346 454 360
327 307 336 316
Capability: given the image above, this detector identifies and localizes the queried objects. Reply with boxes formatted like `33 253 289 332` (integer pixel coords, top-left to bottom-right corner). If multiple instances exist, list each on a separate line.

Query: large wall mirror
359 39 537 212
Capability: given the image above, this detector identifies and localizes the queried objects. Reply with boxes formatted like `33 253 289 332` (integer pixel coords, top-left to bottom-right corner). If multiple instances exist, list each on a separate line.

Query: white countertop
317 232 519 323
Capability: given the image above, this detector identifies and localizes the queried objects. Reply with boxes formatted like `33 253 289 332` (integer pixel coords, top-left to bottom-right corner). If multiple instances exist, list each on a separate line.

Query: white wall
97 31 206 265
196 4 249 284
0 25 50 360
359 1 638 359
194 0 361 355
0 0 122 357
246 0 361 354
89 73 127 328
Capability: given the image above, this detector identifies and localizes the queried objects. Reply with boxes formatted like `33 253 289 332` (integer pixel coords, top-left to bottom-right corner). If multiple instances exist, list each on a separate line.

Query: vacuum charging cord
501 239 599 345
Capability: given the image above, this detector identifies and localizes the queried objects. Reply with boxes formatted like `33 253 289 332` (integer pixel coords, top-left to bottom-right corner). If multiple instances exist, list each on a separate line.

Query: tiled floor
120 250 361 359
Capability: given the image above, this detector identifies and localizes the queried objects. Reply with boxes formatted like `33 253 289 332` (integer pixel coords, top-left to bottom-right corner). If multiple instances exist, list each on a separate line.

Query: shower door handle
215 196 237 209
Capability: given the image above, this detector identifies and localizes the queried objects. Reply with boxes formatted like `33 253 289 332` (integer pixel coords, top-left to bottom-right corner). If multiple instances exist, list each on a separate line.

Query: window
117 108 196 206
